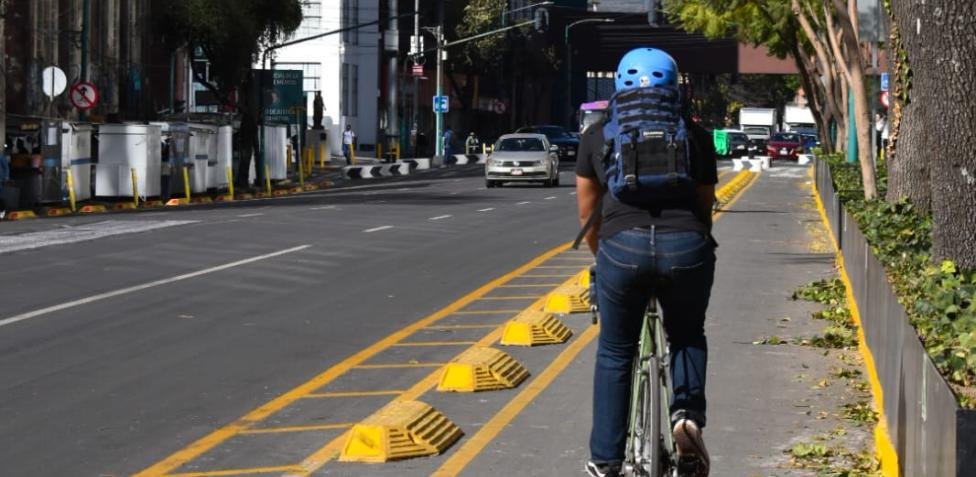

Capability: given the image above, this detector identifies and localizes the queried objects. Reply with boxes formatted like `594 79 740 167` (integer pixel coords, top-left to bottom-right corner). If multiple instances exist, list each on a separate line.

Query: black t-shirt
575 119 718 239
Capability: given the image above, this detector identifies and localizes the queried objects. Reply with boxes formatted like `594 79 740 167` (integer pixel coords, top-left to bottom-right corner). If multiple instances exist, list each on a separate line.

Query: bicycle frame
623 298 676 477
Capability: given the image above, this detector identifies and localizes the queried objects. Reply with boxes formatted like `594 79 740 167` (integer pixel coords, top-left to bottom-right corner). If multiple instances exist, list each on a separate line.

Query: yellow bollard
131 168 139 208
286 144 293 173
182 166 191 201
482 143 486 155
377 143 383 161
264 165 272 195
350 144 356 165
395 142 401 161
66 169 77 212
306 147 314 173
319 143 326 169
298 148 305 188
226 166 235 199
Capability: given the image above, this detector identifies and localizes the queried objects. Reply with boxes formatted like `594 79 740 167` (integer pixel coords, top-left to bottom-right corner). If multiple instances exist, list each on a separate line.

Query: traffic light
644 0 659 27
534 8 549 32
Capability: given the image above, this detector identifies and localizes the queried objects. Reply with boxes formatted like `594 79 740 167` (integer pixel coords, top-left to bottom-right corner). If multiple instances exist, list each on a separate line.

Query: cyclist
577 47 717 477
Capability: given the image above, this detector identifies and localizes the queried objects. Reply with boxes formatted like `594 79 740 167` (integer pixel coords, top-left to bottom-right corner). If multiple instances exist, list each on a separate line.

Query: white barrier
732 157 767 172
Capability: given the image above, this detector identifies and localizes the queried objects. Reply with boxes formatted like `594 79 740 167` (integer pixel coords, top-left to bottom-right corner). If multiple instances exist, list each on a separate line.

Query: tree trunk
886 2 932 212
916 1 976 268
0 0 6 158
791 40 832 153
832 0 877 200
237 76 257 188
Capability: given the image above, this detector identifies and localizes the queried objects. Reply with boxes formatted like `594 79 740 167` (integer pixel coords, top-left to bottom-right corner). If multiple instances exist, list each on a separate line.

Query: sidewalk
456 163 880 476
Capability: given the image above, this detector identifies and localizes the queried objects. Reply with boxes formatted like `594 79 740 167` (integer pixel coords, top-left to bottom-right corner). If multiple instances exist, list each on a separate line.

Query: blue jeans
590 227 715 464
342 144 351 164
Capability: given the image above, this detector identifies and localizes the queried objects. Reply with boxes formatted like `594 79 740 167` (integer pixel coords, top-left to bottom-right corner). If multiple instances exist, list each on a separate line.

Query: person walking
576 47 717 477
443 127 454 162
465 131 479 154
342 124 356 165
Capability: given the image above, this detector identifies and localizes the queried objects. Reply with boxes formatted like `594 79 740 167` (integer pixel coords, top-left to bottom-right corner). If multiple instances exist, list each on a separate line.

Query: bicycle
588 266 677 477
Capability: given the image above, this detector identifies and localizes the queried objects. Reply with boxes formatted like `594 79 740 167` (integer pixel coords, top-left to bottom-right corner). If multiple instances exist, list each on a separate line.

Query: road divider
436 347 530 393
543 269 591 313
499 309 573 346
338 400 463 463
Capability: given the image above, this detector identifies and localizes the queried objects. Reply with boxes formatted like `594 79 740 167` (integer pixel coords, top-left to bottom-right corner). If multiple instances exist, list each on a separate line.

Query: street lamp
565 18 614 129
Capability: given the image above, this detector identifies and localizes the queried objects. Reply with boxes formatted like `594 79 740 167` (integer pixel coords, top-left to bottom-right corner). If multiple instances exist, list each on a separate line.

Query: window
352 0 360 45
341 63 349 116
295 1 321 37
341 0 359 44
350 64 358 117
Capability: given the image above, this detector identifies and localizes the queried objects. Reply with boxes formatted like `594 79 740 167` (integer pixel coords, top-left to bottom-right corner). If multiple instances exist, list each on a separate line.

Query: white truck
738 107 777 144
783 104 816 132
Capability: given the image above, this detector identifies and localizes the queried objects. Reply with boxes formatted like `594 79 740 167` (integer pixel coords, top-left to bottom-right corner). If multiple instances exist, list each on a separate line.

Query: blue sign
880 72 889 92
433 95 449 113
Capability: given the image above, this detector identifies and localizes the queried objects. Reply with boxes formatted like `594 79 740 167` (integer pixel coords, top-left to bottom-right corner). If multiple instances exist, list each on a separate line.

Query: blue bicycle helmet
615 47 678 91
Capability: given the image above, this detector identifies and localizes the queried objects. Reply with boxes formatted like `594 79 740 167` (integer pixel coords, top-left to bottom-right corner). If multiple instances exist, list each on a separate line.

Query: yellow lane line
426 324 500 330
167 465 303 477
712 172 759 222
134 243 570 477
240 423 353 435
352 362 446 369
477 295 543 300
391 341 478 347
452 309 523 315
429 167 759 476
810 166 899 477
302 390 406 398
290 272 570 475
497 283 562 288
431 324 601 477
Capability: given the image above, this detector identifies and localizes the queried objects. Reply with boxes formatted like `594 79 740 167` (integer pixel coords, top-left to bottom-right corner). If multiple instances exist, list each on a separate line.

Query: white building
265 0 381 156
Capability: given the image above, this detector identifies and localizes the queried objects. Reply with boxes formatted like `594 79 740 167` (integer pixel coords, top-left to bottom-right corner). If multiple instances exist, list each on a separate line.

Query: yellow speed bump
339 400 462 463
500 309 572 346
437 347 529 393
715 170 756 206
543 269 591 313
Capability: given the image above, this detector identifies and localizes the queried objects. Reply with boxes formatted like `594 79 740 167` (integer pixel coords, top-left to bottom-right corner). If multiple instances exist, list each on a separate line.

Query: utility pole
435 0 444 164
0 0 6 160
412 0 419 156
385 0 398 161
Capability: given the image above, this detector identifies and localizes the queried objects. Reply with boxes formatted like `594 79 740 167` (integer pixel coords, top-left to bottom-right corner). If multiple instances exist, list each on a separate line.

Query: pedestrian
576 47 717 477
874 112 885 159
342 124 356 165
881 115 890 160
443 127 454 160
465 131 479 154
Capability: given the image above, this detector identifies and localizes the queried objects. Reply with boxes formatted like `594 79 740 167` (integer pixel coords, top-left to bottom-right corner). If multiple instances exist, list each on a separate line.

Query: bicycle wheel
644 355 663 477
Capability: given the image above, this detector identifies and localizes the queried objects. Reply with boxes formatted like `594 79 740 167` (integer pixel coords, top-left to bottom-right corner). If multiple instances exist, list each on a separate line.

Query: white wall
260 0 380 156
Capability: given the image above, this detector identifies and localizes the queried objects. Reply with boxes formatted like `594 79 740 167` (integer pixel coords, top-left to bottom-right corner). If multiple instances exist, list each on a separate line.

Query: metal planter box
95 124 161 198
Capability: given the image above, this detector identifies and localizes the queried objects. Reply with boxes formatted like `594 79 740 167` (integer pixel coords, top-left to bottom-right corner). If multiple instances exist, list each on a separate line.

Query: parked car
485 134 560 188
766 132 804 160
514 125 579 161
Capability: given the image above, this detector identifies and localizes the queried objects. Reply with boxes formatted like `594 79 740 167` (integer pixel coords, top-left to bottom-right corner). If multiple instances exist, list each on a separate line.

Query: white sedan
485 134 560 188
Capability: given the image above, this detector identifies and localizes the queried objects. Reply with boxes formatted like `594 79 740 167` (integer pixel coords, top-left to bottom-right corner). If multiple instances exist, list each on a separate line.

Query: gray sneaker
672 418 709 477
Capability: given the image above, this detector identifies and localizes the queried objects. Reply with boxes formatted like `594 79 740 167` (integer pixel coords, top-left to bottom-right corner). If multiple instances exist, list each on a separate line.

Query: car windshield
496 138 545 152
742 126 769 135
771 133 800 142
729 133 749 141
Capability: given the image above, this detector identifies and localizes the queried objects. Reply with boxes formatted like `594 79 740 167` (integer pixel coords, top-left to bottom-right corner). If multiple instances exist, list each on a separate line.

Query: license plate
567 150 575 156
736 145 745 149
511 168 523 176
780 148 788 155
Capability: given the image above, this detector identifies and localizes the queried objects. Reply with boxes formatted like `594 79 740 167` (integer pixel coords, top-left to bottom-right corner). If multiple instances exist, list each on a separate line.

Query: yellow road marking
240 423 353 434
391 341 478 347
290 275 571 475
477 295 542 300
431 324 601 476
168 465 303 477
302 390 405 398
497 283 562 288
712 172 760 222
452 309 522 315
426 324 499 330
353 362 446 369
134 243 570 477
810 166 899 476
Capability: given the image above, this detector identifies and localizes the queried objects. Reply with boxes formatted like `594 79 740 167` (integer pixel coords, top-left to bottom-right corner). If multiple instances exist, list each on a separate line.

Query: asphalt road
0 164 588 476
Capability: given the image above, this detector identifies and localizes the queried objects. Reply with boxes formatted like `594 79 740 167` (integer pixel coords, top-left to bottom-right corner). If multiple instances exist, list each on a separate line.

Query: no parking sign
69 82 99 111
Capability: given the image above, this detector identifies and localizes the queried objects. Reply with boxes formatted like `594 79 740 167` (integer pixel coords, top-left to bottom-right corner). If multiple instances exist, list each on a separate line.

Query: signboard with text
254 69 305 124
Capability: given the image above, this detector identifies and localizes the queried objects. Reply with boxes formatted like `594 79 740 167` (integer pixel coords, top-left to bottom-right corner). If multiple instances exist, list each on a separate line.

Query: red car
766 132 803 160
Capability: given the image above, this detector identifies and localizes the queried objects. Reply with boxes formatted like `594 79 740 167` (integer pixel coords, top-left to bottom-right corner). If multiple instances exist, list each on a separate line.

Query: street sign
412 64 424 77
491 99 506 114
69 82 99 110
433 95 449 113
880 90 890 109
41 66 67 97
880 72 889 92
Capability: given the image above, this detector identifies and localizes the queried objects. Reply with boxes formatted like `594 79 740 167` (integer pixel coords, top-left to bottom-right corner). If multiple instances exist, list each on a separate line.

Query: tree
888 1 976 268
155 0 302 187
667 0 879 199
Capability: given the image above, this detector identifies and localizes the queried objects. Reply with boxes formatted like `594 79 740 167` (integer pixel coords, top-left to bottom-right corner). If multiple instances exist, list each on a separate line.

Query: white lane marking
237 213 264 218
309 205 337 210
544 196 557 200
477 208 495 212
397 187 409 191
516 201 531 205
570 191 577 196
429 215 452 221
0 220 198 255
364 225 394 233
0 245 311 328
